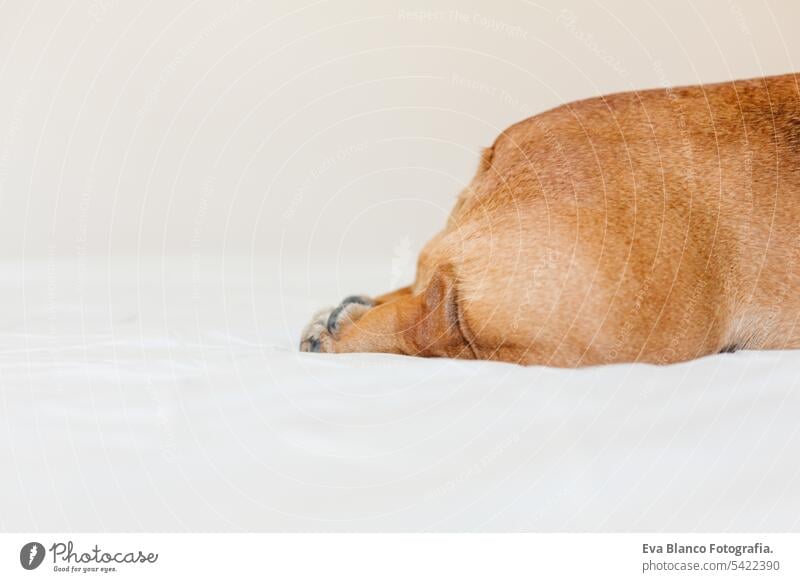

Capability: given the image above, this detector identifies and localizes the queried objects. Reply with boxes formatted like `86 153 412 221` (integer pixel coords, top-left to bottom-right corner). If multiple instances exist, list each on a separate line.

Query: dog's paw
299 295 374 353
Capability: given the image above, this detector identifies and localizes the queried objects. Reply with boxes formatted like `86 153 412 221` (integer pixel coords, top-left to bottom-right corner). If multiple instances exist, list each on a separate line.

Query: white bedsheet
1 257 799 532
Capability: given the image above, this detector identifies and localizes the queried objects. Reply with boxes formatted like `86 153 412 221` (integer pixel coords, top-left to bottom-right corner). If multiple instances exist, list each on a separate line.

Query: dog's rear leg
299 267 476 359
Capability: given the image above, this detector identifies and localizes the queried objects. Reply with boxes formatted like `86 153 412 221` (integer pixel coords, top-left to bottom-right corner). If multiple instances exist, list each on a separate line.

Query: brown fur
302 73 800 367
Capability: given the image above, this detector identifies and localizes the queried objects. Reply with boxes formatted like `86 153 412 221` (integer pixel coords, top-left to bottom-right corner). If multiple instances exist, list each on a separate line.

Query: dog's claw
326 295 374 334
300 295 374 353
341 295 373 307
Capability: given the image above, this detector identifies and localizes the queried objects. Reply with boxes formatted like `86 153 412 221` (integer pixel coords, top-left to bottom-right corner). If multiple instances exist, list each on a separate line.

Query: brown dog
300 73 800 367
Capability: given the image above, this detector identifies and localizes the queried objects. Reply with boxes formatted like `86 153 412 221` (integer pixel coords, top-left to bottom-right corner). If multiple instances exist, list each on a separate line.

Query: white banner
0 534 796 581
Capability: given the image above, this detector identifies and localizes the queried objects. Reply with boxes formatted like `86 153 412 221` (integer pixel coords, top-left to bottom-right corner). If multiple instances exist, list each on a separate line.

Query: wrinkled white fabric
1 257 798 532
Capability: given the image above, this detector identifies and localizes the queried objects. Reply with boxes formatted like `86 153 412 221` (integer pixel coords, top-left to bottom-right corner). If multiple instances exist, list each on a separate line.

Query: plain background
0 0 799 270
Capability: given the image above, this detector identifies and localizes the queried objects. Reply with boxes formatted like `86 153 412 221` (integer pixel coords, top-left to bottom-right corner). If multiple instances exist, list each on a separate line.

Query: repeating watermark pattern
517 482 579 530
398 9 529 40
450 74 532 114
660 278 709 364
557 9 628 78
76 172 94 259
511 247 562 332
609 270 655 363
0 89 30 200
144 377 179 464
282 140 370 222
425 433 521 500
192 175 216 250
729 0 753 39
139 0 253 119
88 0 118 23
651 60 697 189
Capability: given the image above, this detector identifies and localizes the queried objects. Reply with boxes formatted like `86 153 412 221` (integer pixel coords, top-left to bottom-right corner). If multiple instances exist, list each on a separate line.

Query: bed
1 256 798 532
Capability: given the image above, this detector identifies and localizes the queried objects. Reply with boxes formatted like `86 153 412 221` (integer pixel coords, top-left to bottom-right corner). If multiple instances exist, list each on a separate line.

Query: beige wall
0 0 797 262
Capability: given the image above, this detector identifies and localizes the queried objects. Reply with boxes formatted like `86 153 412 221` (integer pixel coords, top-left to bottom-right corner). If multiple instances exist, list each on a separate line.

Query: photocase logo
20 542 46 570
16 540 158 573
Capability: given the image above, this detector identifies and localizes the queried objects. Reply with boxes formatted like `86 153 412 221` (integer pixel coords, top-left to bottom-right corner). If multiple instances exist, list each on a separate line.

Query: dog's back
429 73 800 365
